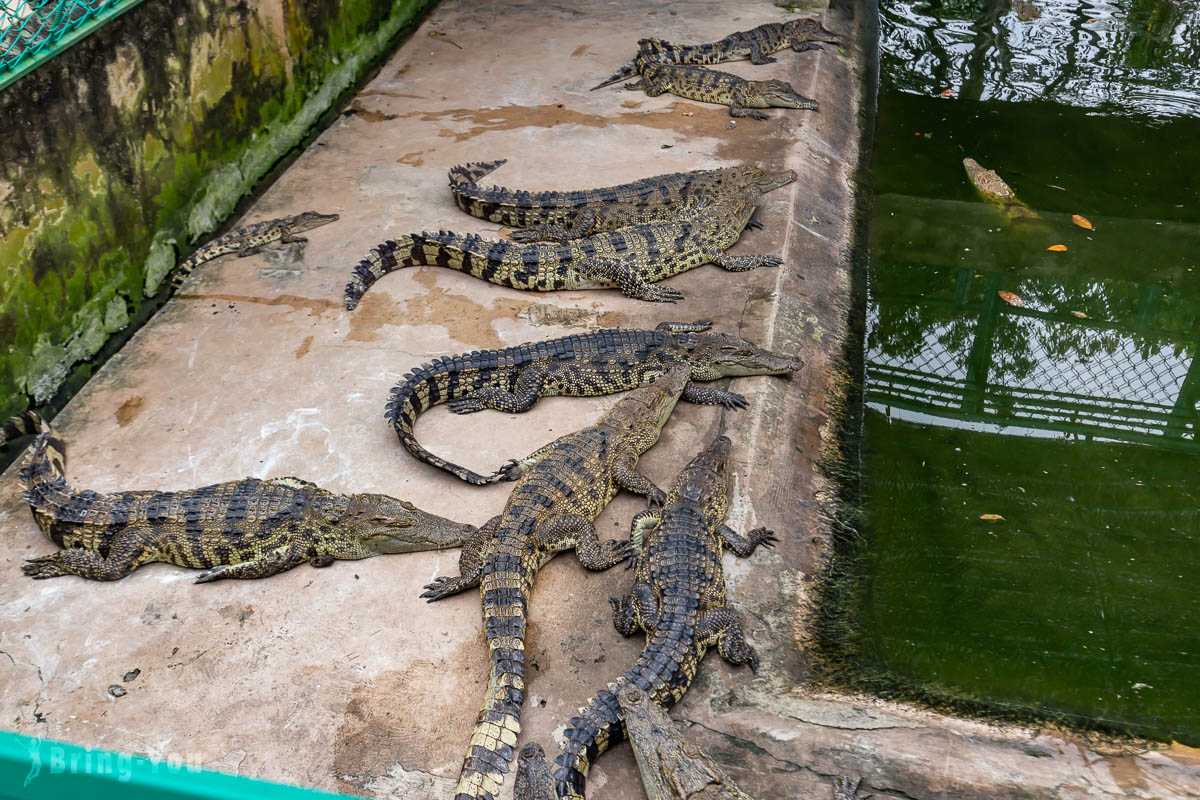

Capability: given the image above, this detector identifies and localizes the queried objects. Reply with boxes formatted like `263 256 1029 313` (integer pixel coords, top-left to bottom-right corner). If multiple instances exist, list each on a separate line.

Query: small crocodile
449 160 790 242
421 365 691 800
515 426 775 799
344 178 791 309
18 415 476 582
627 56 818 119
169 211 339 289
386 322 800 485
592 17 841 90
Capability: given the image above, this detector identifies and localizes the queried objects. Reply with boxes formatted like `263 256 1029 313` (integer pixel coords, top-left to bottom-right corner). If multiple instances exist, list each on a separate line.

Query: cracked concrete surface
0 1 1198 798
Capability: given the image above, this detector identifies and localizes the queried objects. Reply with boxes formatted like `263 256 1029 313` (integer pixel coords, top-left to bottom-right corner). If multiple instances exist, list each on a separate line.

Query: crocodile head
747 79 819 111
288 210 341 233
685 333 803 379
714 165 797 197
674 433 733 521
784 17 841 46
338 494 476 555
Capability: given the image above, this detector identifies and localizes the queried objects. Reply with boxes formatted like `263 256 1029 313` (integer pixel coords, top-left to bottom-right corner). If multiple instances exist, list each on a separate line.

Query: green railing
0 0 144 91
0 731 349 800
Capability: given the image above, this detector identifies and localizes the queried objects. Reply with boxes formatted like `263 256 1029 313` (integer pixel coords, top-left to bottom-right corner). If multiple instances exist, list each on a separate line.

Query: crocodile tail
18 415 76 541
590 61 637 90
449 160 508 189
551 627 695 799
345 232 527 309
454 559 535 800
385 355 512 486
1 409 44 447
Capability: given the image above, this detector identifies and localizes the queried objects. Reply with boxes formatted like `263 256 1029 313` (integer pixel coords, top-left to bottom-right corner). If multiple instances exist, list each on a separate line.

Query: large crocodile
515 425 775 799
18 415 475 582
344 180 790 309
169 211 339 290
421 365 691 800
592 17 841 90
627 55 818 119
449 160 792 243
385 322 800 486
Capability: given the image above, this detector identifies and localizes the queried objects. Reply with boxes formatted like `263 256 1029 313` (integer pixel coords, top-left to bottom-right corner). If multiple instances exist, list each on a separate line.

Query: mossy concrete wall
0 0 434 417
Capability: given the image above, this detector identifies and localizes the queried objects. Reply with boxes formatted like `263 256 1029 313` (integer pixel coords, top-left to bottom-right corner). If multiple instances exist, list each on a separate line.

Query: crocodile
421 365 692 800
449 160 792 243
344 177 792 309
385 322 800 485
626 56 818 119
515 425 775 799
592 17 841 90
169 210 339 289
18 414 476 582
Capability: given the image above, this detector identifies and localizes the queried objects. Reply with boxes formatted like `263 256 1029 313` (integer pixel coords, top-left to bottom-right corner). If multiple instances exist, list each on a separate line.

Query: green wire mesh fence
0 0 142 90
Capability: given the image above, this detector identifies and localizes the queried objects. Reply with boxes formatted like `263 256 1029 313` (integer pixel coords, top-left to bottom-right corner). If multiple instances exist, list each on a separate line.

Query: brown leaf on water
939 88 955 97
1071 214 1094 230
1047 244 1069 252
979 514 1006 522
1070 310 1088 318
998 291 1025 307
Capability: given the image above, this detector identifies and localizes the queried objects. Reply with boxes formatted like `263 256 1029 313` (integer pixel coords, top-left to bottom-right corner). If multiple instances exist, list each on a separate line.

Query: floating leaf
1071 214 1094 230
998 291 1025 307
979 514 1006 522
939 87 955 98
1047 244 1069 252
1070 310 1088 318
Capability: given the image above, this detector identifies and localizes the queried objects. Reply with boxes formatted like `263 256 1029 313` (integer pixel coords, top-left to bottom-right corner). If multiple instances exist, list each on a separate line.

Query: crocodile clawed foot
420 576 460 602
722 392 749 410
640 285 684 303
833 776 862 800
497 459 524 482
750 527 778 549
22 554 67 579
448 397 486 414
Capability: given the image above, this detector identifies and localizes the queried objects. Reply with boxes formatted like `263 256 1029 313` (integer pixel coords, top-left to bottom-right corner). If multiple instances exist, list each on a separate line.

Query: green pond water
854 0 1200 741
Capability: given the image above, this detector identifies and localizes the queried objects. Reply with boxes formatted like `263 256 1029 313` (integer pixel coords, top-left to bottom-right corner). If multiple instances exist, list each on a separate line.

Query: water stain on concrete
347 272 534 349
345 99 399 123
397 151 426 167
294 335 314 360
332 647 481 793
570 44 591 57
115 396 145 427
178 293 342 317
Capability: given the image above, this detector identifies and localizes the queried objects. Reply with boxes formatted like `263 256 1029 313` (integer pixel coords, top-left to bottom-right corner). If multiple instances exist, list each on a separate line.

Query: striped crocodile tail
453 573 532 800
549 626 693 799
18 414 72 518
344 232 493 310
590 61 637 90
449 160 508 189
384 361 512 486
1 409 44 447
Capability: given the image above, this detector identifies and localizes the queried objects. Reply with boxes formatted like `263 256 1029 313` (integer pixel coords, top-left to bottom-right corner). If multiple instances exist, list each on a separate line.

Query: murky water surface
859 0 1200 740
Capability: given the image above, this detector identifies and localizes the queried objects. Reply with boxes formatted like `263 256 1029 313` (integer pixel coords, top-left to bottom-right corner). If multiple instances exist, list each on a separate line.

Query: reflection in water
884 0 1200 117
854 0 1200 741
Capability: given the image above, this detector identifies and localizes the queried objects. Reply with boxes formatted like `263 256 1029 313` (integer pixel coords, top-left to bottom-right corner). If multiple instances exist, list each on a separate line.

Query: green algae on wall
0 0 435 418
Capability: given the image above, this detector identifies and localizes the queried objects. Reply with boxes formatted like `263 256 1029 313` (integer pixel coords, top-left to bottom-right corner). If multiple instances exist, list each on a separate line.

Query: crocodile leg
536 513 632 570
514 744 556 800
682 382 748 409
729 99 770 120
578 258 684 303
420 516 498 601
696 607 759 672
193 541 310 583
23 536 155 581
718 525 778 557
712 251 784 272
509 208 598 243
613 449 667 505
610 593 640 636
279 234 308 244
449 361 552 414
748 40 777 64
